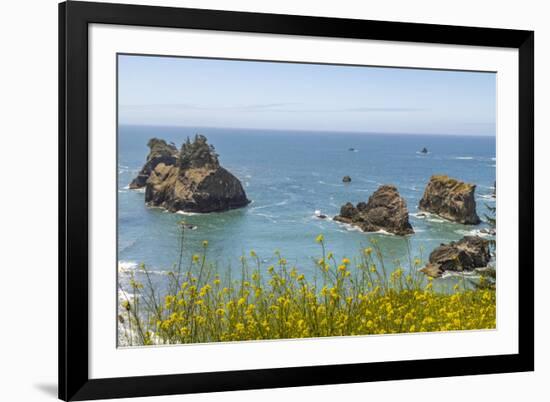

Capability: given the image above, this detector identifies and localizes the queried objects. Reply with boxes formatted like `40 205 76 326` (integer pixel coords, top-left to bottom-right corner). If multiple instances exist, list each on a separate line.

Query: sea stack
420 236 491 278
129 138 178 189
418 175 481 224
130 135 250 213
333 185 414 235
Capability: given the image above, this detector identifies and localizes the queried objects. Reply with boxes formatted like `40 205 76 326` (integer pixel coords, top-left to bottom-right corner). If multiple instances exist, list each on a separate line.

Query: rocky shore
129 138 178 189
334 185 414 235
420 236 492 278
418 175 481 224
130 135 250 213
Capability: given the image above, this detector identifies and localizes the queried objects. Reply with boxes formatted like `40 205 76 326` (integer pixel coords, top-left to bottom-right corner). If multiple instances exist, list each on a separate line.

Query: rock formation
420 147 428 154
342 175 351 183
418 175 481 224
333 185 414 235
129 138 178 189
420 236 491 278
130 135 250 213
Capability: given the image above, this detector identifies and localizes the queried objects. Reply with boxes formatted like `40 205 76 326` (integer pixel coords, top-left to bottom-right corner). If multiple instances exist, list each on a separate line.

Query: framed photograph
59 1 534 400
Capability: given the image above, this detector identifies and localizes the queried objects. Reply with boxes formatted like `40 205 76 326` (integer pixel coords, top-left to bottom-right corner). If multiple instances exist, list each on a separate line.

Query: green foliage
118 234 496 346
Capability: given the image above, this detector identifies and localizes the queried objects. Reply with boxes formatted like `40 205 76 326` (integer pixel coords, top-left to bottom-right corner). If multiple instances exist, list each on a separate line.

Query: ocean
117 125 496 284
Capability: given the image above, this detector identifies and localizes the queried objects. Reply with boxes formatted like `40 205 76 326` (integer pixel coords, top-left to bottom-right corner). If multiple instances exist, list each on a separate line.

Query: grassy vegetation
118 230 496 346
430 175 475 193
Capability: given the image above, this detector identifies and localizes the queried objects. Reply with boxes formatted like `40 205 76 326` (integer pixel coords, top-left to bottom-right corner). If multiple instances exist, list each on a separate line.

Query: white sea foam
175 210 198 216
118 261 174 276
312 210 332 220
250 199 289 211
455 228 495 238
427 218 446 223
441 271 481 279
343 224 362 232
255 213 277 223
118 260 138 272
454 156 474 160
478 194 496 201
411 212 454 224
374 229 394 236
118 288 135 302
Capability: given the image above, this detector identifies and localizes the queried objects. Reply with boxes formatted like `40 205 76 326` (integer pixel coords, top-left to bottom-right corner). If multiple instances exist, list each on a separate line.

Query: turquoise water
118 125 495 280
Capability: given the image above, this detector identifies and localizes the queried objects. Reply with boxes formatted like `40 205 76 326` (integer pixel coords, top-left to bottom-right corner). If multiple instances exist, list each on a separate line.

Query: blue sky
118 54 496 136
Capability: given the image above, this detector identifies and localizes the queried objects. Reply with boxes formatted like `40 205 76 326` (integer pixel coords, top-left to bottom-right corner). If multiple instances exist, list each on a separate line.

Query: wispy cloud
120 103 426 113
344 107 427 112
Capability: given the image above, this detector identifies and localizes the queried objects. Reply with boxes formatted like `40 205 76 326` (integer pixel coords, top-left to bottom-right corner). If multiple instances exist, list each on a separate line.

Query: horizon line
118 123 496 138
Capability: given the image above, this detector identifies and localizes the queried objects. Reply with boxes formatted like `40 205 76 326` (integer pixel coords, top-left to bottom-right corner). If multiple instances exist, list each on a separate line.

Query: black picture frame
59 1 534 400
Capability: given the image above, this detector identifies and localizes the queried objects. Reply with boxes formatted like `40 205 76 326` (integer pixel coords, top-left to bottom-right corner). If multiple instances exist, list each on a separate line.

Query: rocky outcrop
342 176 351 183
333 185 414 235
129 138 178 189
131 135 250 213
418 175 481 224
420 236 491 278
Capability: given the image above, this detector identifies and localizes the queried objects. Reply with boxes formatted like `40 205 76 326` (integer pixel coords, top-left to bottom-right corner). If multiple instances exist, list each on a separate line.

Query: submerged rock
314 210 328 219
333 185 414 235
418 175 481 224
342 175 352 183
420 236 491 278
131 135 250 213
129 138 178 189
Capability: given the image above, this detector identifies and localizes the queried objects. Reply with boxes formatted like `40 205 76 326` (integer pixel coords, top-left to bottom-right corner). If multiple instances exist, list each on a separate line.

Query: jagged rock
131 135 250 213
418 175 481 224
129 138 178 189
420 147 428 154
333 185 414 235
420 236 491 278
342 176 352 183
